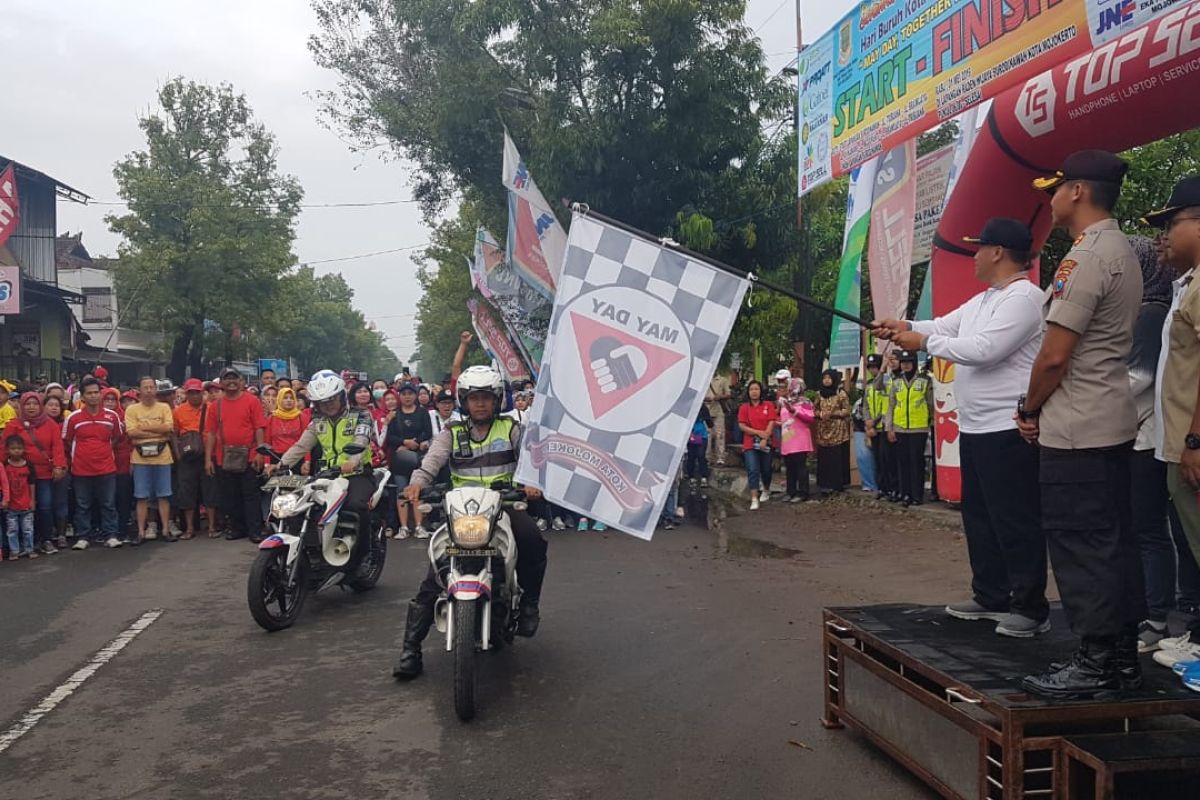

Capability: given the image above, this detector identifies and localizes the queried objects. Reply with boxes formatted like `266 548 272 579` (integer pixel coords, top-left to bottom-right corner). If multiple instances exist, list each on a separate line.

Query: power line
302 243 429 266
81 198 417 209
752 0 792 34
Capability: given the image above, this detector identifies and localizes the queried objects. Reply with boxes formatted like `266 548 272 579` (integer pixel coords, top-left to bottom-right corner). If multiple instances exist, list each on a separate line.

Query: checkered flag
515 210 748 539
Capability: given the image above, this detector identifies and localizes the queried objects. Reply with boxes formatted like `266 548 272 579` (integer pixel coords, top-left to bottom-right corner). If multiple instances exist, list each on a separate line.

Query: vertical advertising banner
467 298 531 384
797 0 1191 196
0 164 20 248
0 265 21 316
828 159 878 369
502 131 568 291
867 140 917 324
516 212 748 539
910 144 955 266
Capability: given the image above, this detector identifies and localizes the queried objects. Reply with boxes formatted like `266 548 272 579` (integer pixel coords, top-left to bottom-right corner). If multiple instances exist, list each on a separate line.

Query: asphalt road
0 513 941 800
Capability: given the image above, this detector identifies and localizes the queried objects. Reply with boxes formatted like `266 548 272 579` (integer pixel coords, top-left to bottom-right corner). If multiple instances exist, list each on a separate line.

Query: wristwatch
1186 432 1200 451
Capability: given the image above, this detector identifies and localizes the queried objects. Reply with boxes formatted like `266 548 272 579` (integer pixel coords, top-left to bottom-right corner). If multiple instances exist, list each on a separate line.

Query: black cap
1032 150 1128 193
436 389 454 404
220 367 241 379
962 217 1033 251
1141 175 1200 228
897 350 918 363
866 354 882 368
397 383 417 394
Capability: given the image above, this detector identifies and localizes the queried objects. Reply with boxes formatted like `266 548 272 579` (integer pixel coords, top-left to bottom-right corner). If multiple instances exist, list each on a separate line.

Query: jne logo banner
797 0 1191 196
516 212 748 539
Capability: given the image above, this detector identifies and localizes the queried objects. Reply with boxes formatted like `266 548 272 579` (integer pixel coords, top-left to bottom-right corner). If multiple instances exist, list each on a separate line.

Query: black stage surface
828 603 1197 708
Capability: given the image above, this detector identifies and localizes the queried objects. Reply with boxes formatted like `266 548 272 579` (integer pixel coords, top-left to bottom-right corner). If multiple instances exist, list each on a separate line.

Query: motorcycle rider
276 370 378 549
393 365 549 680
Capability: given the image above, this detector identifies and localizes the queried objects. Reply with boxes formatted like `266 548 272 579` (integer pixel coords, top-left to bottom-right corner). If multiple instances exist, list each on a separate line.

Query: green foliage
411 210 489 377
108 78 397 381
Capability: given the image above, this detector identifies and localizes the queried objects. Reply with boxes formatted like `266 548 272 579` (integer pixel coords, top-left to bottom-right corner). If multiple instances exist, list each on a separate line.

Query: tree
411 210 488 377
108 78 303 381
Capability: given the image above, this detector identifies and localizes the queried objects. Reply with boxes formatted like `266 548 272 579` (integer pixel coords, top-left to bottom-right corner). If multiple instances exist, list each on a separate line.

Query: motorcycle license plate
445 547 499 557
265 475 306 490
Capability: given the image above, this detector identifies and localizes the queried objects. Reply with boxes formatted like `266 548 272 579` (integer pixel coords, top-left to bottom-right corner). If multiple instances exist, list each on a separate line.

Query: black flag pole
568 204 875 329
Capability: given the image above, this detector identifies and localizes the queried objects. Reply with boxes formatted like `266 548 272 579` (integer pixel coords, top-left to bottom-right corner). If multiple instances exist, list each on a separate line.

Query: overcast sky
5 0 851 369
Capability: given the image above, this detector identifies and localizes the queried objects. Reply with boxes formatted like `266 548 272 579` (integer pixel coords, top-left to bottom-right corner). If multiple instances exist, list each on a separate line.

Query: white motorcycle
417 483 529 721
247 443 391 631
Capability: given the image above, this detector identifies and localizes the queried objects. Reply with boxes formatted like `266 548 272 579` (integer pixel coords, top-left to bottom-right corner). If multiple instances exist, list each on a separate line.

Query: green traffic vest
865 377 889 425
312 410 374 473
449 417 518 488
893 375 931 430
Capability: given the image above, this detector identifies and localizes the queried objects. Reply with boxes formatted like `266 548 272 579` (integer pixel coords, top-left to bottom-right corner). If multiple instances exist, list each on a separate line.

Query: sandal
208 529 224 539
179 531 195 540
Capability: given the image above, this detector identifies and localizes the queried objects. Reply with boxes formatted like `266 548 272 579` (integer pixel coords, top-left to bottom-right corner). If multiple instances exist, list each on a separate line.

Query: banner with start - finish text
797 0 1192 195
516 211 748 540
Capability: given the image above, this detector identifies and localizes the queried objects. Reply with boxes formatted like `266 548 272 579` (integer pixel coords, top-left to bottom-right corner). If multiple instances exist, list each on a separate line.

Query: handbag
216 399 251 472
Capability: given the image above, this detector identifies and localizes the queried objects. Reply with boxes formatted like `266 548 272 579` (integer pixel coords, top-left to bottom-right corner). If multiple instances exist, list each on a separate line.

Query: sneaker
551 517 566 531
73 539 90 551
28 550 39 559
1171 659 1200 676
1185 671 1200 693
750 498 760 511
592 522 608 532
6 553 16 561
145 523 158 541
41 541 59 555
760 490 770 503
1153 634 1200 668
384 528 395 539
535 517 548 532
55 536 68 550
395 526 410 540
1137 620 1170 653
105 537 124 549
577 518 590 531
169 522 183 538
945 600 1008 622
995 613 1051 638
675 506 685 518
700 478 709 488
414 526 431 540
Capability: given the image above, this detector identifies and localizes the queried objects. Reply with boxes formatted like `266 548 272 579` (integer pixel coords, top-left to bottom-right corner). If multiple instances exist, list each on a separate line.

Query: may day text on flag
516 209 747 540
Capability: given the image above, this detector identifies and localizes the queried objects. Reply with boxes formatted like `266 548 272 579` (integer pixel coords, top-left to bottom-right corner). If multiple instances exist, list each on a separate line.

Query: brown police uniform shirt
1040 218 1141 451
1160 269 1200 463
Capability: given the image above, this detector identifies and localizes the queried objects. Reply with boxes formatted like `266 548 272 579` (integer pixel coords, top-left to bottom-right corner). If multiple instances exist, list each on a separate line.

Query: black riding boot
393 601 435 680
1021 642 1120 700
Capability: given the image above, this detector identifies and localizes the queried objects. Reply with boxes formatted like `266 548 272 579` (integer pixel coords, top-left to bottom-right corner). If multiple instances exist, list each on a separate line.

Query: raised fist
460 331 474 344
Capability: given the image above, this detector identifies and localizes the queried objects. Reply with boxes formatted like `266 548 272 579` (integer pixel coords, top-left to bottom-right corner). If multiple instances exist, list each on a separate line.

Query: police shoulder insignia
1053 259 1079 298
1073 234 1085 246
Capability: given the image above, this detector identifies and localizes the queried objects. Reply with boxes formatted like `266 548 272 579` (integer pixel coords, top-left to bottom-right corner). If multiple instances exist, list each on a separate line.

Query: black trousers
960 430 1048 620
873 431 897 495
413 509 548 605
218 467 262 537
895 431 927 502
1040 444 1144 646
784 452 810 499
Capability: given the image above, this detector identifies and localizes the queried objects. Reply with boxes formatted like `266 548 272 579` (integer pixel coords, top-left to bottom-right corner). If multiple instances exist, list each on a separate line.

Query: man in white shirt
874 218 1049 638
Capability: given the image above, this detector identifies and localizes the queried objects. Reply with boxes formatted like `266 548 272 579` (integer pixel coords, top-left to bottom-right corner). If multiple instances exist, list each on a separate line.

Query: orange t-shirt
174 402 205 434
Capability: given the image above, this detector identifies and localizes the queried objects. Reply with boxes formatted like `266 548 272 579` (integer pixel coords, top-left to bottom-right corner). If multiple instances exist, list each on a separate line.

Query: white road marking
0 609 163 755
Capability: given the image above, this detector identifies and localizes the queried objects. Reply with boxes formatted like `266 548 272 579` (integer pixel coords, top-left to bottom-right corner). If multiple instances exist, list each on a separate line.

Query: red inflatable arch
929 2 1200 502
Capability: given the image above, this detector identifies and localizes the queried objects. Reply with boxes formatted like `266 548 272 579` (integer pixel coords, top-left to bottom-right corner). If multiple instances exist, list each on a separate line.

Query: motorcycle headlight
449 514 492 548
271 493 301 519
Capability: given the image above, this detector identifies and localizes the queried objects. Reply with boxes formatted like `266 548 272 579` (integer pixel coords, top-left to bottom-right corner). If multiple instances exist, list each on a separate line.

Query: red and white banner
867 140 917 323
0 164 20 248
467 297 531 383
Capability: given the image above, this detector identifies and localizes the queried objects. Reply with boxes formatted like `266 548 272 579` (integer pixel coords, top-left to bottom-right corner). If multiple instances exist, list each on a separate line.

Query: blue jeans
74 474 118 541
6 511 35 554
744 448 773 493
854 431 878 492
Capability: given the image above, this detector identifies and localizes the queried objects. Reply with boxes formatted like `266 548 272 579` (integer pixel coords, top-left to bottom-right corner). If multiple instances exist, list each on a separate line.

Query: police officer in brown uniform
1016 151 1145 700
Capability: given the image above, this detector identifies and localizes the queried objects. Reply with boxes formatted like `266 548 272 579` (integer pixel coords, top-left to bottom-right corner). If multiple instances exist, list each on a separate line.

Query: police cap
866 354 883 368
897 350 918 363
1032 150 1128 193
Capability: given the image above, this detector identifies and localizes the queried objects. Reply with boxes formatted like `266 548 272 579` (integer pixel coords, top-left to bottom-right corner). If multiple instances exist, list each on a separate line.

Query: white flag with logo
502 130 568 286
515 211 748 539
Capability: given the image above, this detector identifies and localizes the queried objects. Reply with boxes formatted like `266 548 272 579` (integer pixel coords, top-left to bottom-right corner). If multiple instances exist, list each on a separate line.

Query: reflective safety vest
865 376 890 428
449 417 518 488
893 375 931 430
311 410 374 473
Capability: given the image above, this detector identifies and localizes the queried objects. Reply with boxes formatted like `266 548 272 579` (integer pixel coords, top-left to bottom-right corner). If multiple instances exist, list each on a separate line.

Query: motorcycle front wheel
347 523 387 592
247 549 309 631
453 599 478 721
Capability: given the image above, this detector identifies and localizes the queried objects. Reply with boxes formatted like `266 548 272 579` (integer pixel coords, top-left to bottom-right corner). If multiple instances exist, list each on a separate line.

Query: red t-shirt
737 400 778 450
204 392 267 465
2 459 35 511
266 415 307 455
63 407 122 477
2 417 67 480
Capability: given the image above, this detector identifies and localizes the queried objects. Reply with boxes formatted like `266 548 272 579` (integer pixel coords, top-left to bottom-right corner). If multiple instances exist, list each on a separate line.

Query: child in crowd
3 435 37 560
685 405 713 485
778 378 815 503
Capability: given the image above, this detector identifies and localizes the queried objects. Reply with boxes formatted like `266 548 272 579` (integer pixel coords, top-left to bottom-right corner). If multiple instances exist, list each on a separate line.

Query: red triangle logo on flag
570 311 686 419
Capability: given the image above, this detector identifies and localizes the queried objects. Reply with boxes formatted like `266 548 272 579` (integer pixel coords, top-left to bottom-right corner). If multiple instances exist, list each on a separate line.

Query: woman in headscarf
3 392 69 554
416 384 433 410
101 387 135 543
261 386 310 536
1125 234 1199 650
814 369 852 494
778 378 816 502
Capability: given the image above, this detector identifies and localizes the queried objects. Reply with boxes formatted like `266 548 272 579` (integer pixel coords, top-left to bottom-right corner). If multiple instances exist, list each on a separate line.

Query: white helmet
457 365 504 410
308 369 345 403
774 368 792 382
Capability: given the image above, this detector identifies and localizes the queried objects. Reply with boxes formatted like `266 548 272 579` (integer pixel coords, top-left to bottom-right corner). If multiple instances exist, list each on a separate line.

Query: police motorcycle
247 442 391 631
413 480 530 721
